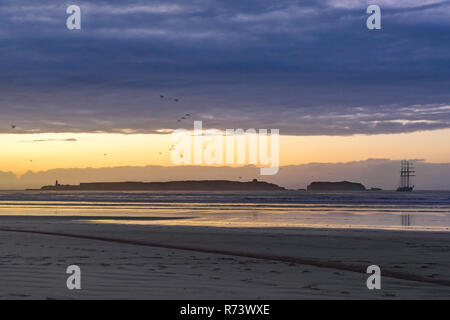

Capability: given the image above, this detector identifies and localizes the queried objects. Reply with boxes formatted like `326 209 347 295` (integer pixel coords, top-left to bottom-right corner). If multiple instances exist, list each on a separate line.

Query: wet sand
0 215 449 299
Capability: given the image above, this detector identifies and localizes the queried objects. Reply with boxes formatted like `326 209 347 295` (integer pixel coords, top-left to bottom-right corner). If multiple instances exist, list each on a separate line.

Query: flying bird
11 125 16 129
174 98 179 102
160 95 164 99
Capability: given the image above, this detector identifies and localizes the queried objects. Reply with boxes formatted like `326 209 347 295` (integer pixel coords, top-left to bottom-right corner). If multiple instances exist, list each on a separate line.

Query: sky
0 0 449 187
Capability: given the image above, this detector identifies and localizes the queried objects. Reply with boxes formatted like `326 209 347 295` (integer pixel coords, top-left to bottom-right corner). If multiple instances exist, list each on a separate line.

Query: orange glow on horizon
1 128 450 175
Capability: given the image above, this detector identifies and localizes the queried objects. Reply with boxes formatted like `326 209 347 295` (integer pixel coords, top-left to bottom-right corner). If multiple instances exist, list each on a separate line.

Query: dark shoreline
31 179 286 192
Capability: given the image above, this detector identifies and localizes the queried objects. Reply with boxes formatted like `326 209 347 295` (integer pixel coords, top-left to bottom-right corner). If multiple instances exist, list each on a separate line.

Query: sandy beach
2 0 449 303
0 214 449 299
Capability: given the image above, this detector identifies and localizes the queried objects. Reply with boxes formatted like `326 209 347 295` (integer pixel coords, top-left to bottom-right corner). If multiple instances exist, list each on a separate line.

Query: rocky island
307 181 366 191
37 179 285 191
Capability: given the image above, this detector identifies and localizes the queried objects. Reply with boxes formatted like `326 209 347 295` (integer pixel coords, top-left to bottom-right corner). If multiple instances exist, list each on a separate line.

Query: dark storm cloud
0 0 449 135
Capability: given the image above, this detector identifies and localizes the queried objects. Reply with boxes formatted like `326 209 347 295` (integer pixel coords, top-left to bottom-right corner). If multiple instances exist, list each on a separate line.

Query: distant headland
34 179 285 191
307 181 366 191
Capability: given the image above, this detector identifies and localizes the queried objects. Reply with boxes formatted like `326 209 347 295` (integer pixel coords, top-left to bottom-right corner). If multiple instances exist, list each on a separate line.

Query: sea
0 190 449 232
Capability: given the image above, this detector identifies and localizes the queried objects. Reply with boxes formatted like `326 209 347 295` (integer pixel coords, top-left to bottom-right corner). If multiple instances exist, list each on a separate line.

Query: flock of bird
9 94 193 162
159 94 191 123
159 94 192 156
177 113 191 123
9 97 249 182
160 94 179 103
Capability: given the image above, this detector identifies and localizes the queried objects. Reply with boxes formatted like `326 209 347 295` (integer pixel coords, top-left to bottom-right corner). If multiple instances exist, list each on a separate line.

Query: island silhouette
307 181 366 191
36 179 286 191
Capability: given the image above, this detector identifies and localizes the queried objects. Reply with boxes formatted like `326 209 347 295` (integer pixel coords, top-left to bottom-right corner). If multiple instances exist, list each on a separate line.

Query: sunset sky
1 128 450 175
0 0 449 183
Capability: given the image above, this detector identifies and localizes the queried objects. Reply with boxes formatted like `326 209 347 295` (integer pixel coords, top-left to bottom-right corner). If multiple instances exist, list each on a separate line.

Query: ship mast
397 160 415 191
408 160 415 188
400 160 405 188
406 161 410 188
401 160 415 188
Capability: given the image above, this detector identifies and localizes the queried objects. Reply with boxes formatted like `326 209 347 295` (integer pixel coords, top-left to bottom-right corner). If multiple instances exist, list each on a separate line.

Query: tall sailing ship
397 160 415 192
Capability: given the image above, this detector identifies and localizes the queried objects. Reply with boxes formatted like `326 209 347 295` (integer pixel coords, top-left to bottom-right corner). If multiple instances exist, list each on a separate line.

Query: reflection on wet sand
401 214 413 228
1 202 446 231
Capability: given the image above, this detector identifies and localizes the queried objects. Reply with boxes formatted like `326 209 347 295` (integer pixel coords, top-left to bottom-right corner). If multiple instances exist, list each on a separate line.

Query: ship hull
396 186 414 192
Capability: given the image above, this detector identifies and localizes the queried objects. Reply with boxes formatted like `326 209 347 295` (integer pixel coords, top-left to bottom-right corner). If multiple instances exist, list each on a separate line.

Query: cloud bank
0 0 449 135
2 159 450 190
